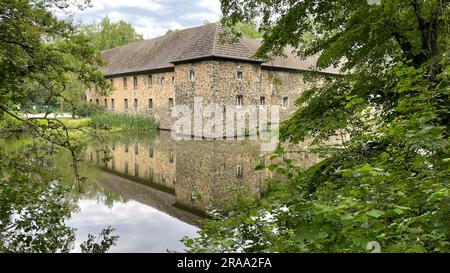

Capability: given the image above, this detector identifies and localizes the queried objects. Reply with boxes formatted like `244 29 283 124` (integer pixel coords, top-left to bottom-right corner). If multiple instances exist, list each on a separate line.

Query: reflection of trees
55 149 127 208
0 143 75 252
1 139 121 252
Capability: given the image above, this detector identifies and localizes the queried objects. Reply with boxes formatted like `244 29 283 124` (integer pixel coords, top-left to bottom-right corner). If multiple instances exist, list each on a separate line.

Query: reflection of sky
67 199 199 253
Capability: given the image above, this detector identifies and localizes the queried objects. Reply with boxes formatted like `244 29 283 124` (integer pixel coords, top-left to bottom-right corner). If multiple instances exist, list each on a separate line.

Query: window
133 76 138 89
282 97 289 108
111 98 115 109
148 99 153 109
169 151 174 163
149 146 153 158
172 76 175 84
160 77 165 85
104 99 108 108
236 164 243 179
89 99 92 103
148 75 153 85
123 77 128 89
95 99 99 106
256 75 261 83
134 163 139 177
135 143 139 155
134 98 138 109
110 78 114 86
237 71 243 80
189 70 195 81
236 95 243 106
161 174 166 183
169 98 174 109
124 161 129 175
124 99 128 109
125 143 129 153
260 96 266 106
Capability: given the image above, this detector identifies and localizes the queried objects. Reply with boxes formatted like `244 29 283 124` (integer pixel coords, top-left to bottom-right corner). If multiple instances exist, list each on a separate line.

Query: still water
66 131 318 253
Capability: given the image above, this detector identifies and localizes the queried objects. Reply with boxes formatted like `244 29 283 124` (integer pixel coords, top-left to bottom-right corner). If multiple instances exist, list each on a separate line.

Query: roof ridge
238 37 259 59
211 23 219 56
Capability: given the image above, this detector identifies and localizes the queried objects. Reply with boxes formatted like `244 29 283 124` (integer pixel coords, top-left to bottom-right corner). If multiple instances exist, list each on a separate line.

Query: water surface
66 131 318 252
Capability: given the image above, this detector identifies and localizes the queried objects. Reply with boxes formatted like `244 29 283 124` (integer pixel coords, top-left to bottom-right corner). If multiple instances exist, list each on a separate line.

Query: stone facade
86 59 320 131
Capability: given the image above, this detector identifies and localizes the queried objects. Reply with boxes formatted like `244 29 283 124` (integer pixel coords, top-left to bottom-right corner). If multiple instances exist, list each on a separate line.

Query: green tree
0 0 116 252
184 0 449 253
227 20 262 39
83 16 144 51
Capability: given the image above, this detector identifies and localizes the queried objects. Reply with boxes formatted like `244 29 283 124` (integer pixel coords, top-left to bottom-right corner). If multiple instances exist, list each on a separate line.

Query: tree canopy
184 0 449 252
83 16 144 51
0 0 116 252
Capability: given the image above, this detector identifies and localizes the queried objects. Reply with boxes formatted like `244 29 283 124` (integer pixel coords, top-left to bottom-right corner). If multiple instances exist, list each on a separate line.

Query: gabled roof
100 23 340 76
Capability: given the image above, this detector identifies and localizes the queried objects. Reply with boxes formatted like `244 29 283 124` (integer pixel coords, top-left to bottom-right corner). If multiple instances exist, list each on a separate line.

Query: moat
65 131 318 252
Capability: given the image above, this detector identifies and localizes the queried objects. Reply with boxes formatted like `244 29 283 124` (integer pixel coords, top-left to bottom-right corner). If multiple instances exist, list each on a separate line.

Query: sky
59 0 222 39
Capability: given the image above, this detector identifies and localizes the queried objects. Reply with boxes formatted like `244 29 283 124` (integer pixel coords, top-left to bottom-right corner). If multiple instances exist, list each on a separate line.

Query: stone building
86 23 340 130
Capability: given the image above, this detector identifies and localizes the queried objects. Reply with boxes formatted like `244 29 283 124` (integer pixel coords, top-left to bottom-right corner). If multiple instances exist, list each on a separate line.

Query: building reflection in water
86 131 319 224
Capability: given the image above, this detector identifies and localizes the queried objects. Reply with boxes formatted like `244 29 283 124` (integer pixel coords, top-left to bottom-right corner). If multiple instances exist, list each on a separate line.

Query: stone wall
86 59 318 131
86 71 176 129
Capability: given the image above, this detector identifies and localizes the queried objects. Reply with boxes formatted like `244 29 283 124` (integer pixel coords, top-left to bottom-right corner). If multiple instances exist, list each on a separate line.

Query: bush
75 103 104 117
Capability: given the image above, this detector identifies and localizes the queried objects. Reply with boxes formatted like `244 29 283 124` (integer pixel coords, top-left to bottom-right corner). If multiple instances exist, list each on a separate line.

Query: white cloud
67 199 199 252
198 0 221 14
55 0 222 39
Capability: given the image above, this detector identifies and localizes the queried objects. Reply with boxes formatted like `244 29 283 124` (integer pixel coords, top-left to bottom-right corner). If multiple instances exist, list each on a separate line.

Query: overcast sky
61 0 222 39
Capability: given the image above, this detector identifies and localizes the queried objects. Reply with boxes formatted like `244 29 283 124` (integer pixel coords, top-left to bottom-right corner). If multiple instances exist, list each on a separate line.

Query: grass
58 118 91 128
90 112 158 132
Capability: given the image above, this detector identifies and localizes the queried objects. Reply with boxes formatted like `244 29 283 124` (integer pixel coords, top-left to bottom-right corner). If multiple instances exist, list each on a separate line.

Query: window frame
236 95 243 107
133 76 138 89
123 77 128 89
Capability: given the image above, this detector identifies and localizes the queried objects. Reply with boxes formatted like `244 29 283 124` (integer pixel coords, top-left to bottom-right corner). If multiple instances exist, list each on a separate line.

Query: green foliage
0 144 76 252
0 0 121 252
226 21 262 39
75 102 104 117
80 227 119 253
83 16 144 51
184 0 450 253
90 112 159 131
